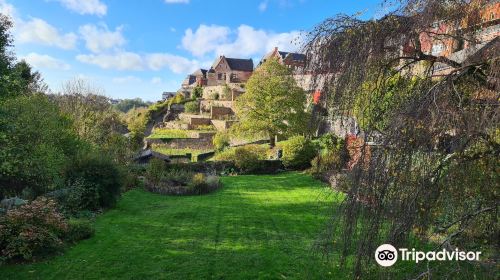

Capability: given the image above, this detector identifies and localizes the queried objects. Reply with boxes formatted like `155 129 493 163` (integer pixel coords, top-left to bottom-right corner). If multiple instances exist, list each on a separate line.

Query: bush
184 101 200 113
64 154 123 209
65 218 94 243
146 158 166 185
0 197 68 262
234 146 262 173
280 136 317 169
192 86 203 99
56 179 100 214
213 132 230 151
188 173 207 194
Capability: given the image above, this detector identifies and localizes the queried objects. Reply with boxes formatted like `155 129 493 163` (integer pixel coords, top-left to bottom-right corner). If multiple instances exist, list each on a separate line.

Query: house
206 56 254 86
258 47 306 70
181 56 254 88
405 0 500 75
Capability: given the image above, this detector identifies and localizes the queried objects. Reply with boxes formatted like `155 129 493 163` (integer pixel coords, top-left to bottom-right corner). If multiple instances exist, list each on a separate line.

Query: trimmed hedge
166 160 282 175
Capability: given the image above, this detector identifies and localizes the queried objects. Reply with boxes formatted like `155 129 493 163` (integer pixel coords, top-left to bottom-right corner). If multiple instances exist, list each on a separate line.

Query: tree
304 0 499 277
0 94 81 198
113 98 149 113
234 58 310 147
0 15 47 100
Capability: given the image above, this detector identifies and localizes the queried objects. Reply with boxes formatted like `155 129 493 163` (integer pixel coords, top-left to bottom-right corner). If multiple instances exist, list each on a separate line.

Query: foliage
0 16 48 100
353 72 419 130
279 136 317 169
65 218 94 243
57 79 127 146
192 86 203 99
0 197 68 262
64 154 123 209
233 58 311 146
0 94 81 199
212 131 230 151
124 106 149 147
188 173 207 194
222 84 232 100
211 92 220 100
145 158 166 186
309 134 348 175
113 98 149 113
233 146 267 173
184 100 200 114
148 128 214 139
303 1 500 277
61 180 101 214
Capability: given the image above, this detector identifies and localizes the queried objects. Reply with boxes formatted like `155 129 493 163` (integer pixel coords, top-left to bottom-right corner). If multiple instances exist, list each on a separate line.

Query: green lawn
0 172 345 279
147 129 214 139
152 146 213 162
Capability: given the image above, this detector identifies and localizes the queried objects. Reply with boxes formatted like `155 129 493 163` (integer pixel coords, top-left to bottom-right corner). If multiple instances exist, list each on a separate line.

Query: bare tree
303 0 499 278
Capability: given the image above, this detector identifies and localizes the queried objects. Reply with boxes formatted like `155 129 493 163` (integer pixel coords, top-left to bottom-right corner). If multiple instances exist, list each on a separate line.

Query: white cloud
0 0 15 18
1 1 77 50
76 52 144 71
151 77 162 84
182 24 302 58
76 51 202 74
146 53 200 74
164 0 189 4
181 24 230 57
22 52 71 70
112 76 141 84
79 24 126 53
53 0 107 16
258 1 268 12
16 18 78 50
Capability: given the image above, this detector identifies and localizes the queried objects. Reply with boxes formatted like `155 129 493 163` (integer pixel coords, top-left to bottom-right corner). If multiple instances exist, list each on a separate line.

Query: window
218 73 223 80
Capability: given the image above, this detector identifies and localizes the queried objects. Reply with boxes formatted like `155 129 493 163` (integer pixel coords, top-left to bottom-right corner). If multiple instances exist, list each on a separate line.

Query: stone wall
200 100 234 112
211 106 234 120
211 120 237 131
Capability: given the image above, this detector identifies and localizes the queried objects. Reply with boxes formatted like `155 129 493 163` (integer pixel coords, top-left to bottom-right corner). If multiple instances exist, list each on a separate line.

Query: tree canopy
234 58 311 146
304 0 499 277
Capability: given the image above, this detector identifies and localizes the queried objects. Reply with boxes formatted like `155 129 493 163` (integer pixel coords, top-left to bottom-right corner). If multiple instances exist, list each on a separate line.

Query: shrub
213 132 230 151
280 136 317 169
53 179 100 214
164 169 193 186
0 197 68 262
188 173 207 194
64 154 123 209
65 218 94 243
192 86 203 99
184 101 200 113
234 147 262 173
146 158 166 185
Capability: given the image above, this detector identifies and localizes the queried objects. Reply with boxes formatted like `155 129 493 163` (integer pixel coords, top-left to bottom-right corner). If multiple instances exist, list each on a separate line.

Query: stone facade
211 106 234 120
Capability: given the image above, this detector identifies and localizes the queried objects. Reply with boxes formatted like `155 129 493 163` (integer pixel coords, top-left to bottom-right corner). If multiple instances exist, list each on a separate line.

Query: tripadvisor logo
375 244 481 267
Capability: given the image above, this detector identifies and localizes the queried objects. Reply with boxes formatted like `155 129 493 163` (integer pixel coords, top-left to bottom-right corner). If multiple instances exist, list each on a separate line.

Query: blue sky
0 0 384 101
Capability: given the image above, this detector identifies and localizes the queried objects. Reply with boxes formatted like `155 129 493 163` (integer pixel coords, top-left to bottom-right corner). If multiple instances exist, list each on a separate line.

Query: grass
0 172 345 280
147 129 214 140
153 146 213 162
